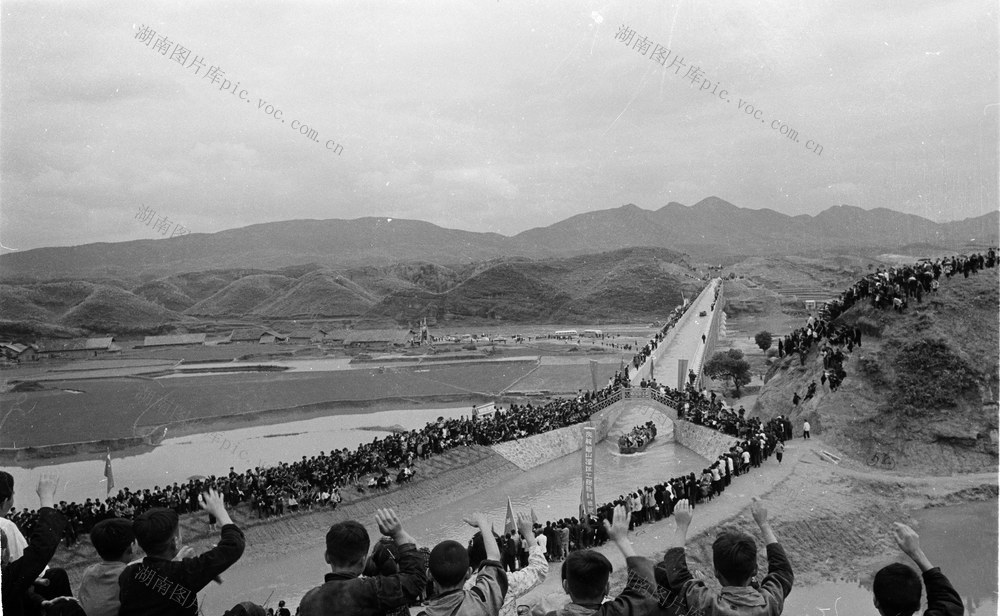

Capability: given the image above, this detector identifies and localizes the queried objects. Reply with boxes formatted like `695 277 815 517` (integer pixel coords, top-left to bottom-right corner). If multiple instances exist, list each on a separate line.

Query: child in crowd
420 512 507 616
658 497 793 616
77 518 136 616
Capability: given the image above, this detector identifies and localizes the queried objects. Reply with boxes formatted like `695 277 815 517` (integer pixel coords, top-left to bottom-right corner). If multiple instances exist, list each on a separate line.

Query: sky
1 0 997 251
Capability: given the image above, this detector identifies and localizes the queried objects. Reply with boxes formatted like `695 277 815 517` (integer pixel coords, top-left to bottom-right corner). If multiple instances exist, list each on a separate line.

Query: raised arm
372 507 428 610
892 523 963 616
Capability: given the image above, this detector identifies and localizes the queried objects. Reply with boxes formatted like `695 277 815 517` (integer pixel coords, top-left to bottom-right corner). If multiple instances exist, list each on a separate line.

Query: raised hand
37 473 59 508
375 508 404 537
750 497 768 526
198 489 227 517
892 523 920 557
892 522 933 572
674 499 693 528
462 513 490 530
516 511 537 547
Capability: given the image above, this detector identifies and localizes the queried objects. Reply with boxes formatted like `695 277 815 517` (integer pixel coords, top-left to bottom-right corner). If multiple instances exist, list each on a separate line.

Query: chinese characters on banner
581 425 597 515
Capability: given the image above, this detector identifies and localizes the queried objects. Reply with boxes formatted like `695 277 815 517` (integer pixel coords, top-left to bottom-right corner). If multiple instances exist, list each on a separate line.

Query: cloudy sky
1 0 996 251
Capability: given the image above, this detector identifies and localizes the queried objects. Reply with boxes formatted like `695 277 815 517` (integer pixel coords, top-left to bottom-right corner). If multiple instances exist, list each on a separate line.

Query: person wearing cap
299 507 427 616
118 488 245 616
419 512 507 616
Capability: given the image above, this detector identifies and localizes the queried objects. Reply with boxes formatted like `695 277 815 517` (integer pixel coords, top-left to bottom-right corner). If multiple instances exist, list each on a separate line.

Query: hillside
61 286 189 334
752 272 999 474
364 247 700 324
1 199 996 279
0 247 702 335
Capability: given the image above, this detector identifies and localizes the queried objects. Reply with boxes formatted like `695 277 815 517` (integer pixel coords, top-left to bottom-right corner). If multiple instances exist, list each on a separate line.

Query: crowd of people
3 282 721 546
617 422 657 452
776 249 997 404
1 470 965 616
0 259 983 615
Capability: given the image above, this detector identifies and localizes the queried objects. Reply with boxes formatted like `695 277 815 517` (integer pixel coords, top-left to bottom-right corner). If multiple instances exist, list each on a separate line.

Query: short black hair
563 550 612 602
428 540 469 587
132 508 179 554
467 530 502 570
0 472 12 502
90 518 135 560
325 520 369 567
873 563 922 615
712 531 758 585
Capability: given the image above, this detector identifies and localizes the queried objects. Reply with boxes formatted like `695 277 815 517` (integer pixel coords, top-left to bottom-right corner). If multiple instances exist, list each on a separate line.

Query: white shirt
464 543 548 616
804 421 811 431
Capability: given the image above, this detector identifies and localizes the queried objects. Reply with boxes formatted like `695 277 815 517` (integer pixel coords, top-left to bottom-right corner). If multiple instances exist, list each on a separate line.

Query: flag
504 497 516 534
104 451 115 494
649 355 655 380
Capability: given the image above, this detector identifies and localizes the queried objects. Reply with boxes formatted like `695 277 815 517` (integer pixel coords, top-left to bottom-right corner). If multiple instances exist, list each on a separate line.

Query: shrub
891 339 981 409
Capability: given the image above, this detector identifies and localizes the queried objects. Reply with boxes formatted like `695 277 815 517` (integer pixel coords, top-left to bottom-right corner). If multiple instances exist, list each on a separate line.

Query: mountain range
1 197 995 280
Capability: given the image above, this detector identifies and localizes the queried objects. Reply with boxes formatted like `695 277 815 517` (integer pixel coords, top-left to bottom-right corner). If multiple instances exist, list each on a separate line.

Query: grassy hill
61 286 189 334
752 271 999 474
364 247 700 324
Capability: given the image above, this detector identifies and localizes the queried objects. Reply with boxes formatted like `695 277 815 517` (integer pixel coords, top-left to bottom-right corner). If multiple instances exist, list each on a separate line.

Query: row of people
2 470 963 616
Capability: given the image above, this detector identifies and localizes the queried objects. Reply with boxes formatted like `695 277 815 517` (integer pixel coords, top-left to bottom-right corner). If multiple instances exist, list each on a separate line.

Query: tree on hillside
754 331 773 352
704 348 752 397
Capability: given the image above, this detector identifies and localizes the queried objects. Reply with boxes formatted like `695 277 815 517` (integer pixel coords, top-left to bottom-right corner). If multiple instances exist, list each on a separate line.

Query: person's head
872 563 922 616
428 540 470 592
468 529 502 570
712 531 758 586
222 601 267 616
324 520 370 576
562 550 612 604
0 472 13 516
278 600 285 608
133 508 180 558
90 518 136 562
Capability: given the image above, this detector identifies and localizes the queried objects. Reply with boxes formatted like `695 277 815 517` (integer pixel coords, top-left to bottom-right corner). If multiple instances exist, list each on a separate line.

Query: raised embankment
491 388 737 470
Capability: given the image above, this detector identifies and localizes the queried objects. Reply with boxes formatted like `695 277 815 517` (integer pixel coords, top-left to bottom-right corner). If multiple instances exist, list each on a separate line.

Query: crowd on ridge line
1 470 965 616
774 248 997 403
1 280 723 544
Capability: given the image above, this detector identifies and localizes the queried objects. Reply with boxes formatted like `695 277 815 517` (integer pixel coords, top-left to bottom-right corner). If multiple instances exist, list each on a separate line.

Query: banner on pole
580 425 597 515
104 451 115 495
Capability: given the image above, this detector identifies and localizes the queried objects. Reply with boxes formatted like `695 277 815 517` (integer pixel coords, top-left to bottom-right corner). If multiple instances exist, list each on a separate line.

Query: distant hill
364 247 700 324
61 286 189 334
1 199 995 279
0 247 702 335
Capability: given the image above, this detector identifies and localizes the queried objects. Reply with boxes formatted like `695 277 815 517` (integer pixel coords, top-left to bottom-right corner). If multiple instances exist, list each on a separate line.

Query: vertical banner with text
581 425 597 515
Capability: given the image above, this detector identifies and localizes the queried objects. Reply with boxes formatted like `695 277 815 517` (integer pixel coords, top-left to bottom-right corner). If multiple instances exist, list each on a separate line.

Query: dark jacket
921 567 963 616
656 544 793 616
545 556 670 616
118 522 246 616
1 507 67 616
298 542 428 616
